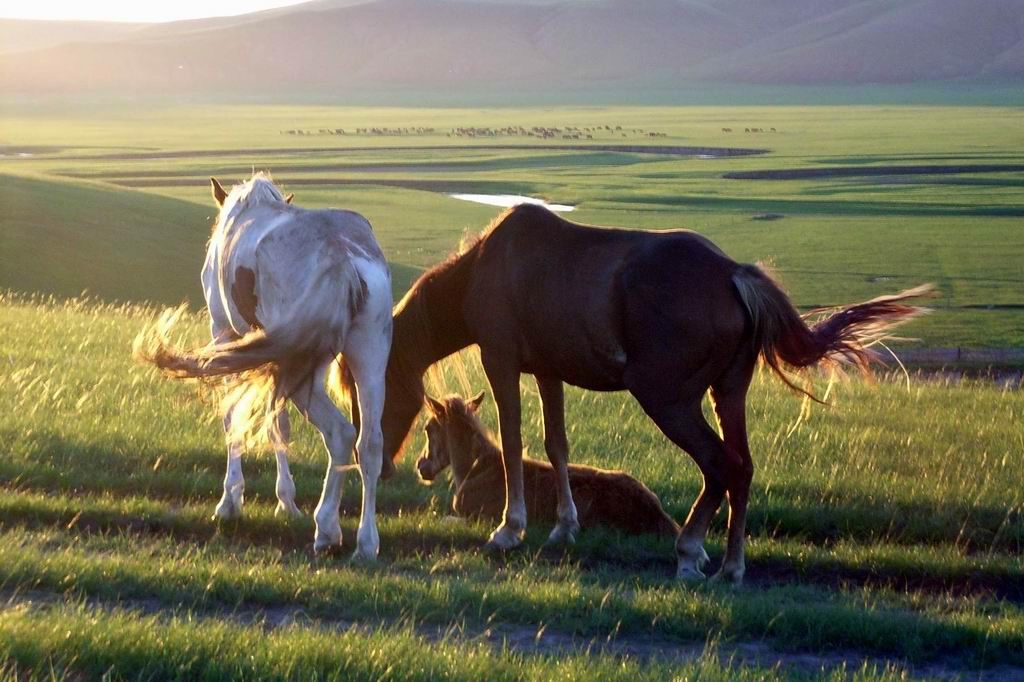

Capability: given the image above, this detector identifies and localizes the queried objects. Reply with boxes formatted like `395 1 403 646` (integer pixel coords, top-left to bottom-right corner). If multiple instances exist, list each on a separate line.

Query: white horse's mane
220 172 286 222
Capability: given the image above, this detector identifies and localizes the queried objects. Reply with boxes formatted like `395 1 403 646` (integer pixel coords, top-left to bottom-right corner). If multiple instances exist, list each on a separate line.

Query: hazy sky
0 0 312 22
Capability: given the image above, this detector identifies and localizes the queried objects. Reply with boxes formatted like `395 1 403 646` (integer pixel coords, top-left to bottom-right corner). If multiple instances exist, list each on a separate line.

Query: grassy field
1 103 1023 346
0 101 1022 678
0 294 1021 679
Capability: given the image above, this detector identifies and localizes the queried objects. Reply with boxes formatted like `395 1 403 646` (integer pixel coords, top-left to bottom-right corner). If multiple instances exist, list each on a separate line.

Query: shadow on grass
3 430 1021 600
743 481 1022 554
0 428 436 517
2 485 1021 605
745 553 1023 603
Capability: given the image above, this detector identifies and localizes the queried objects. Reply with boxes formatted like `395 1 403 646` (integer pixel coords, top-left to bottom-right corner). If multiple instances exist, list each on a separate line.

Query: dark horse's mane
385 210 504 380
389 235 481 364
342 211 504 467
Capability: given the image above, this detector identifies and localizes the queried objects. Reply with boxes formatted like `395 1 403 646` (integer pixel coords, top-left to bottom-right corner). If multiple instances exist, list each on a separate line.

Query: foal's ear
424 395 445 417
210 177 228 207
467 391 486 412
284 193 294 204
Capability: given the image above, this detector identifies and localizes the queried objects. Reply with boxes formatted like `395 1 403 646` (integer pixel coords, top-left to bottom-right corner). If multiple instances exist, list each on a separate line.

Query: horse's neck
456 430 504 486
449 426 494 488
384 245 479 465
449 444 474 490
393 248 478 372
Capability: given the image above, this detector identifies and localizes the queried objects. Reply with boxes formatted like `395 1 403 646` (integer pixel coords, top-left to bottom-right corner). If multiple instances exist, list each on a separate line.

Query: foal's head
416 391 486 487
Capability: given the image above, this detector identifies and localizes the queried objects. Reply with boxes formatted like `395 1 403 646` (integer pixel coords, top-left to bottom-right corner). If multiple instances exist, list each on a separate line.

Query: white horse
135 173 392 559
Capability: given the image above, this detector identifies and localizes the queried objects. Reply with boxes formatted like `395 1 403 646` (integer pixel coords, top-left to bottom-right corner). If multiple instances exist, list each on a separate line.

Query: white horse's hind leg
344 333 389 562
214 402 245 520
293 362 356 553
271 410 302 518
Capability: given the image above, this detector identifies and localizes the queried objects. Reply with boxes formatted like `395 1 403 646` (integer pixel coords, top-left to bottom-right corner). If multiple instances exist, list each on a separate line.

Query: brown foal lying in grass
416 392 680 538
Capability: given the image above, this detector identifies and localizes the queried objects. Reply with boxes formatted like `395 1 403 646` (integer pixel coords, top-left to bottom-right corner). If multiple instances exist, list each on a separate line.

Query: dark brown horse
360 204 927 584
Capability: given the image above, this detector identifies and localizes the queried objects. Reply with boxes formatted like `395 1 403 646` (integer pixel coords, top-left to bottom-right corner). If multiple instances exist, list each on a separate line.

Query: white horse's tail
134 268 367 445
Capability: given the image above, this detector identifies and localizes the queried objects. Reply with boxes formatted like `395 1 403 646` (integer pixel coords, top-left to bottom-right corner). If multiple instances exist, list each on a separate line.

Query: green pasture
2 103 1023 346
0 102 1022 677
0 295 1021 678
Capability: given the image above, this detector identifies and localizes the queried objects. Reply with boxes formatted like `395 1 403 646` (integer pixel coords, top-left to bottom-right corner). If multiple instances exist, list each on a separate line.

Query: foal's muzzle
416 455 438 482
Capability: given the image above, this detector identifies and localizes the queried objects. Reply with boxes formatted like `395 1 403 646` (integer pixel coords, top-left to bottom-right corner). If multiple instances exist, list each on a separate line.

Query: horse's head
209 175 293 232
416 392 486 487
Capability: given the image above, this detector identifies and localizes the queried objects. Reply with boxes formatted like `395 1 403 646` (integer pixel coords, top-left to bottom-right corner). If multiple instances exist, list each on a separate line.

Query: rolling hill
0 0 1021 95
0 18 147 55
0 174 211 306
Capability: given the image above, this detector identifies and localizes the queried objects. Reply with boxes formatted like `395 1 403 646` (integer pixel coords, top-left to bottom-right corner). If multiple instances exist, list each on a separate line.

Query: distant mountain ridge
1 0 1021 94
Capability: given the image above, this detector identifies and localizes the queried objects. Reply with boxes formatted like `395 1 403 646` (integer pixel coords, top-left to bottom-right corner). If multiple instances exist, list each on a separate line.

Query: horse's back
565 465 678 537
210 205 387 338
204 205 290 336
467 206 639 388
466 204 746 390
615 224 750 386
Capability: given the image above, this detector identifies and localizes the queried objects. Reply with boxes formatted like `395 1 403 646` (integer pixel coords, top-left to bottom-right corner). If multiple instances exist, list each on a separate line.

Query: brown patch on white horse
231 265 260 329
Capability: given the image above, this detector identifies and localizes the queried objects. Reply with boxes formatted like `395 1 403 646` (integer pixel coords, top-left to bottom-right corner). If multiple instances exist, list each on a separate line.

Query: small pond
447 193 575 212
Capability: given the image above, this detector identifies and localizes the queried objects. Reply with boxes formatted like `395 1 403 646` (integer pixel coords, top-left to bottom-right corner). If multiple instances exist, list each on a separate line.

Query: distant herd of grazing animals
281 124 668 139
281 127 438 136
136 173 928 585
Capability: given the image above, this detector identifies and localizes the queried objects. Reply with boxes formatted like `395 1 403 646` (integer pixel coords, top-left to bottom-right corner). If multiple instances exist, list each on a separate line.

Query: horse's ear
467 391 486 412
284 193 294 204
424 395 445 417
210 177 228 207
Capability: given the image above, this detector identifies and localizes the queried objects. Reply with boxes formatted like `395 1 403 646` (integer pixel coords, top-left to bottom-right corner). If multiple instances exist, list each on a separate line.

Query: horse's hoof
485 525 525 554
313 529 343 555
349 549 378 565
676 565 707 581
314 543 345 558
710 564 745 586
275 500 303 518
482 542 515 557
544 523 579 547
213 498 242 521
676 545 710 581
482 537 523 555
313 536 344 556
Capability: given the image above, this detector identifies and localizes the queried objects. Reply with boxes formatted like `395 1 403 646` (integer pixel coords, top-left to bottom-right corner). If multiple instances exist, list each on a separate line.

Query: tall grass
0 294 1020 677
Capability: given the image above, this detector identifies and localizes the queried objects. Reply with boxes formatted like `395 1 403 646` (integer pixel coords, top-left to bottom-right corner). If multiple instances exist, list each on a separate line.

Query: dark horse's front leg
480 349 527 551
536 376 580 545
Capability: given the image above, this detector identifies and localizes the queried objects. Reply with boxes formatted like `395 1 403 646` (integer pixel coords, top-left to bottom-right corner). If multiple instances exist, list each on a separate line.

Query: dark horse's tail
731 264 931 394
